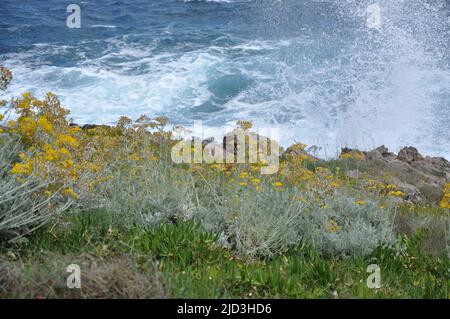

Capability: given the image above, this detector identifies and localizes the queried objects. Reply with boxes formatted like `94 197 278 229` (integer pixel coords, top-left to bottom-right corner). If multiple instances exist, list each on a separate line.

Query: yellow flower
439 183 450 209
129 153 142 161
239 172 249 179
12 162 33 175
63 159 74 169
44 144 59 161
69 126 82 134
239 181 248 187
37 116 54 133
64 187 78 199
386 184 399 190
274 181 283 187
339 151 365 161
58 134 79 148
18 116 37 139
387 190 405 197
0 114 4 121
251 177 261 185
331 181 340 188
59 147 71 157
356 200 366 206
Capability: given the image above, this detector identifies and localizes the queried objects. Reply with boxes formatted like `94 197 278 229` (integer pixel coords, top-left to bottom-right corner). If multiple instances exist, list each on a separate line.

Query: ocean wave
0 0 448 158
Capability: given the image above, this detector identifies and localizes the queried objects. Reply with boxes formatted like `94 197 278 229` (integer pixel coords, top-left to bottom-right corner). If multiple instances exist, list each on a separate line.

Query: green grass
1 210 448 299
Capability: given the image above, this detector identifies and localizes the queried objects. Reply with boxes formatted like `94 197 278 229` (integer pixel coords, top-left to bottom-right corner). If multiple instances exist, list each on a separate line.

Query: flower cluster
2 92 84 197
0 91 166 199
440 183 450 209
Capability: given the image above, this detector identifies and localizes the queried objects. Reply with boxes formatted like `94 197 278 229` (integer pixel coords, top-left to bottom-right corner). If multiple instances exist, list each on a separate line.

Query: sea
0 0 449 158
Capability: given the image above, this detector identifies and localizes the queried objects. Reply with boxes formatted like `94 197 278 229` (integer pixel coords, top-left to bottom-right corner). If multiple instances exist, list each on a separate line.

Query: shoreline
70 122 450 163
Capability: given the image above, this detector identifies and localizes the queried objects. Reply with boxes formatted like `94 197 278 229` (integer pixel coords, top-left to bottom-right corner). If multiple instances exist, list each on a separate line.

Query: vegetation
0 67 448 298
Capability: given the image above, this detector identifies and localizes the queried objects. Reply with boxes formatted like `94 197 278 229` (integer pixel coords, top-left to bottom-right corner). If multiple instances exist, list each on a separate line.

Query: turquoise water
0 0 449 158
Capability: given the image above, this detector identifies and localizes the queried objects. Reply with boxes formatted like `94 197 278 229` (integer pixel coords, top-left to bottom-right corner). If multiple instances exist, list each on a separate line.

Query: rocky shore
337 145 449 204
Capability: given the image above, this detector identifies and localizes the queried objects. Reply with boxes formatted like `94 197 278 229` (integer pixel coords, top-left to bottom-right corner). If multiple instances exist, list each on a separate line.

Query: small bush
196 178 310 258
299 192 396 257
92 159 197 228
0 136 70 240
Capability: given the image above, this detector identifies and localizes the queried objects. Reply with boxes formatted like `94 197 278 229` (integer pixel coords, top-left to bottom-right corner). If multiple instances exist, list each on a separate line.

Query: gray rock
397 146 424 163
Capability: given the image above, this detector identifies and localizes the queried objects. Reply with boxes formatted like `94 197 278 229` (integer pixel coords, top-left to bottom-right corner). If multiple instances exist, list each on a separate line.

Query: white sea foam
1 0 449 159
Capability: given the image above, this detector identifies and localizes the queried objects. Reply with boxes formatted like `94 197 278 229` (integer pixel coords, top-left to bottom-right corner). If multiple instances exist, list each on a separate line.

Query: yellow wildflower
59 147 71 157
239 172 249 179
12 162 33 175
44 144 59 161
274 181 283 187
58 134 79 148
439 183 450 209
387 190 405 197
37 116 54 133
331 181 340 188
18 116 37 139
129 153 142 161
386 184 399 190
64 187 78 199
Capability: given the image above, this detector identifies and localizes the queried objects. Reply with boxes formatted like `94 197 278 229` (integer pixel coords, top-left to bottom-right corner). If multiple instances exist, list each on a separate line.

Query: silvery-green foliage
0 136 70 239
196 181 309 258
299 192 396 257
93 159 197 228
196 174 396 258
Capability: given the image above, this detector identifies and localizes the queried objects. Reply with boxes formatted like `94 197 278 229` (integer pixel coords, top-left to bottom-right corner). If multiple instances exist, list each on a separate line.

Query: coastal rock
366 145 396 162
397 146 424 163
341 145 449 205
